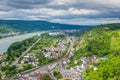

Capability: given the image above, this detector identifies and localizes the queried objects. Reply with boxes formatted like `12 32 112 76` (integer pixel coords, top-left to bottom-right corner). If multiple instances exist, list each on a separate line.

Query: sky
0 0 120 25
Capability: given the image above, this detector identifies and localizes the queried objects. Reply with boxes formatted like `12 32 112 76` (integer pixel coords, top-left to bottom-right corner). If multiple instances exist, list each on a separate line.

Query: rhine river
0 32 44 54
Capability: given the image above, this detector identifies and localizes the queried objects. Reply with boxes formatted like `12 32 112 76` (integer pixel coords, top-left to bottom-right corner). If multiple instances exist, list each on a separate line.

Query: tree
42 74 51 80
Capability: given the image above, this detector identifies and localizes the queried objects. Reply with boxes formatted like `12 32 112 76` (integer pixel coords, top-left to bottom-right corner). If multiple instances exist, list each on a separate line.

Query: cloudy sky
0 0 120 25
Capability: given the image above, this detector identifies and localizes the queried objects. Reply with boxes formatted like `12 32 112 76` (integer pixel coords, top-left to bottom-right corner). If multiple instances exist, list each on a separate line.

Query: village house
0 55 4 60
91 55 99 63
15 71 43 80
59 69 83 80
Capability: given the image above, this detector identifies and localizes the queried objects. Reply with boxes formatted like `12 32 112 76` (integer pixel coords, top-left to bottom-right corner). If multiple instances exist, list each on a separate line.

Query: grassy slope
69 23 120 80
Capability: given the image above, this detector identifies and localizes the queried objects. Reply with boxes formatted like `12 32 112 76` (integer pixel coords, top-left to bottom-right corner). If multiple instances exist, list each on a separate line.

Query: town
10 31 107 80
0 32 20 39
0 31 108 80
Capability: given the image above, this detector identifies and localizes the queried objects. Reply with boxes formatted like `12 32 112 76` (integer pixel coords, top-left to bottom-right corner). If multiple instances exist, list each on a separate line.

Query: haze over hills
0 20 93 33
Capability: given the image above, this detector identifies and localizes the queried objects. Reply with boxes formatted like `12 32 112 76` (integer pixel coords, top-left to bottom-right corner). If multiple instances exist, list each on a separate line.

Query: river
0 31 44 54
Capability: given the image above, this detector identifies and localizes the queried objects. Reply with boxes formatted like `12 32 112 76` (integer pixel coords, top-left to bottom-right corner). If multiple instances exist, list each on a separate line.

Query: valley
0 0 120 80
0 23 120 80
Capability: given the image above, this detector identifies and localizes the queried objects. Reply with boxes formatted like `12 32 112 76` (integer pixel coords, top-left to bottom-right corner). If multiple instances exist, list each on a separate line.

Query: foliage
30 33 65 53
0 64 33 78
22 64 33 71
53 70 63 79
64 79 72 80
69 23 120 67
0 65 17 77
36 54 55 66
69 23 120 79
4 36 39 63
42 74 51 80
84 56 120 80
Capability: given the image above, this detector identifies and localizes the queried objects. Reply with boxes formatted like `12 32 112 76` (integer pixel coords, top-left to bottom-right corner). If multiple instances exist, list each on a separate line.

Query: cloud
4 0 50 9
19 8 100 16
49 0 77 6
68 8 100 15
0 8 99 20
50 0 120 9
0 0 120 25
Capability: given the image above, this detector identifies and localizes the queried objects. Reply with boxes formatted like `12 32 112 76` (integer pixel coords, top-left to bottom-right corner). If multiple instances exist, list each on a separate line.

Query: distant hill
0 20 93 33
69 23 120 80
0 25 15 33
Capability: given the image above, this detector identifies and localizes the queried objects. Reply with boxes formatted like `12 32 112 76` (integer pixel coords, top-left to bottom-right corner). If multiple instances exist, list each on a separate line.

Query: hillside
73 23 120 57
0 20 93 33
0 25 15 33
69 23 120 80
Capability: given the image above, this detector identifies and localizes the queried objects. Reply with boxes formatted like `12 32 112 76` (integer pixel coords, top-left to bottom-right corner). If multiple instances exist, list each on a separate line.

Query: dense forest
0 20 93 33
69 23 120 80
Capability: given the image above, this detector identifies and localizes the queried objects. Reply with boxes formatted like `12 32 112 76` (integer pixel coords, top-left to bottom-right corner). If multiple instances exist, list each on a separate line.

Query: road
11 38 40 66
11 36 73 80
20 36 73 75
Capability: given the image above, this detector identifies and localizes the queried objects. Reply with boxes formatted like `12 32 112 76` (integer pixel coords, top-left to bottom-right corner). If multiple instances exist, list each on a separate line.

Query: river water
0 32 44 54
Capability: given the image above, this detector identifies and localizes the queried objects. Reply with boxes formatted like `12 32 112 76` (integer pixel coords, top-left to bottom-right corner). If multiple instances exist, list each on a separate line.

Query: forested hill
70 23 120 80
0 20 93 33
73 23 120 57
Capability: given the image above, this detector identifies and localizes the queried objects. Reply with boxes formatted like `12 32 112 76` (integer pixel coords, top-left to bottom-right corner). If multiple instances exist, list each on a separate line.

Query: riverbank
0 31 45 54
